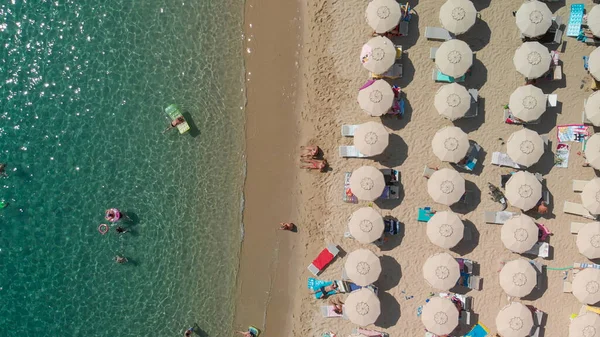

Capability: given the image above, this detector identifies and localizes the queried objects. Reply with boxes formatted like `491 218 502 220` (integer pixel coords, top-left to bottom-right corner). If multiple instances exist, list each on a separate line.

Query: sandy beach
238 0 600 336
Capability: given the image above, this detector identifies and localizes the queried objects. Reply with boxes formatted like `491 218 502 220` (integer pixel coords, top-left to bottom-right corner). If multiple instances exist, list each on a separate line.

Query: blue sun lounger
432 69 466 83
567 4 585 37
418 207 434 222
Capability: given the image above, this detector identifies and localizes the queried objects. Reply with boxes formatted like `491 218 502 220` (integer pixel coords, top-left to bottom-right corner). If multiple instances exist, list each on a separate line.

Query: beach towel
313 250 334 270
307 278 338 299
464 323 490 337
557 125 589 142
555 143 570 168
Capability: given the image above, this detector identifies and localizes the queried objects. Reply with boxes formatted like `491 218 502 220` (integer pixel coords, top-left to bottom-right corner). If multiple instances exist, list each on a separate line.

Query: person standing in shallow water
115 255 127 264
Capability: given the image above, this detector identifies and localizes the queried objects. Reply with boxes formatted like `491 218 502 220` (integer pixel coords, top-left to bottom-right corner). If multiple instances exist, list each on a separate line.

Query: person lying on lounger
310 282 339 298
330 298 344 314
300 159 328 172
300 145 320 158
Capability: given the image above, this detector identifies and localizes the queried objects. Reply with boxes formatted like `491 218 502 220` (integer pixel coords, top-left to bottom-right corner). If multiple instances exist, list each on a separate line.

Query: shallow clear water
0 1 245 336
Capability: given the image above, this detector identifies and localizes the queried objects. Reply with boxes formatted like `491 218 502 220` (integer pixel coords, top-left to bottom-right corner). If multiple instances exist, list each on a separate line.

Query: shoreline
233 0 304 335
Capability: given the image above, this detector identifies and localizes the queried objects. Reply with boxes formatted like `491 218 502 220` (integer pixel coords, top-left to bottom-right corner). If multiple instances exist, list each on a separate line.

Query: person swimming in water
115 255 128 264
116 226 128 234
163 116 185 133
184 328 194 337
0 163 7 177
105 208 122 223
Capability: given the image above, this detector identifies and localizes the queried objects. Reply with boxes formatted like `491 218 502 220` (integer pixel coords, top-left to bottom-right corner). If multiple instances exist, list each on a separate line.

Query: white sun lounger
484 211 519 224
491 152 522 169
339 146 367 158
341 125 358 137
573 180 588 192
546 94 558 107
523 242 550 259
571 222 588 234
423 166 437 178
464 89 479 118
564 201 597 220
320 305 344 318
429 47 438 60
425 27 453 41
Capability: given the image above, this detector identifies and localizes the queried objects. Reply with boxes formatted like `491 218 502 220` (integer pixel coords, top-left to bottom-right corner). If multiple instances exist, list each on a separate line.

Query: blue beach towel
307 278 336 299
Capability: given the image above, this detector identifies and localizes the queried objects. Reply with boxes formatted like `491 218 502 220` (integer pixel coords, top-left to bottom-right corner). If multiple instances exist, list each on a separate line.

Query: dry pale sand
285 0 600 336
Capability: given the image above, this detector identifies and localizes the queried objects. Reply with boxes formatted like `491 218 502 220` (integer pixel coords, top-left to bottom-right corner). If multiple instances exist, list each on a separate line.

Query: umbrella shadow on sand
373 133 408 168
376 255 402 291
380 97 412 131
460 19 491 52
374 291 401 328
522 269 548 301
450 181 481 214
450 219 479 256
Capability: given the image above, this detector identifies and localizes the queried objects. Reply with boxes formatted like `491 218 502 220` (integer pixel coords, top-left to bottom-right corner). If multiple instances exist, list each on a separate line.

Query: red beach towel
312 248 334 270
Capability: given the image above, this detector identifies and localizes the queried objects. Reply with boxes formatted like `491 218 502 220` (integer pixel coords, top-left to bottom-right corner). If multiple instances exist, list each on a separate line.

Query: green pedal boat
165 104 190 134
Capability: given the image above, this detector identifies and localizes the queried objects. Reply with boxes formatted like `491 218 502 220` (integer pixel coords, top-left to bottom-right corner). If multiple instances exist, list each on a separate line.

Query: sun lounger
546 94 558 108
529 327 541 337
371 63 403 79
422 166 437 178
381 185 401 200
564 201 597 220
464 89 479 118
339 280 378 294
425 26 454 41
343 172 358 204
429 47 438 60
573 180 588 192
418 207 435 222
454 143 481 171
484 211 519 224
523 242 550 258
352 328 389 337
433 69 466 83
571 222 588 234
321 305 344 318
567 4 585 37
491 152 523 169
308 244 340 276
341 125 358 137
339 146 367 158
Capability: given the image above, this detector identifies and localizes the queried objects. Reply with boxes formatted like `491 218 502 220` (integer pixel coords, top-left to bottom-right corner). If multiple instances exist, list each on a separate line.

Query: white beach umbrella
349 166 386 201
570 312 600 337
585 91 600 127
513 42 551 79
427 211 464 249
345 249 382 286
358 80 395 117
439 0 477 35
361 36 396 74
515 0 552 38
366 0 402 34
495 302 534 337
427 168 465 206
344 288 381 326
499 259 537 297
348 207 385 244
421 297 459 336
585 134 600 170
582 179 600 215
505 171 543 211
422 252 461 290
506 128 544 167
509 85 547 122
589 48 600 82
435 40 473 78
431 126 469 162
501 214 538 253
573 268 600 305
434 84 471 121
354 122 389 156
577 222 600 259
589 6 600 38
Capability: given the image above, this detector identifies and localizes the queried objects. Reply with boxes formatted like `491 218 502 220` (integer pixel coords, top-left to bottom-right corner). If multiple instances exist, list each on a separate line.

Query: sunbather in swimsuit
311 283 339 298
300 145 320 158
300 159 327 172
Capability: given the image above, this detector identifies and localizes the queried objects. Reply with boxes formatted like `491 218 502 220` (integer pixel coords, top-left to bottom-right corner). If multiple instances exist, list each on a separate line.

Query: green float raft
165 104 190 134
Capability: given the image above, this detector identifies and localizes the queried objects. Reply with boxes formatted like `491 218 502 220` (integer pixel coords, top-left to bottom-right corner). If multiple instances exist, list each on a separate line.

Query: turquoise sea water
0 1 245 336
